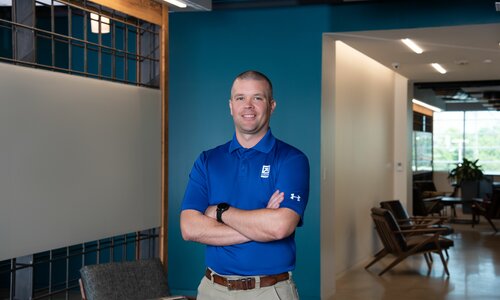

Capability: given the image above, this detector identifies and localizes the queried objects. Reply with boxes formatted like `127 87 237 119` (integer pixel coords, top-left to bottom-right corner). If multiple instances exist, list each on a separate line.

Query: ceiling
178 0 500 111
333 23 500 111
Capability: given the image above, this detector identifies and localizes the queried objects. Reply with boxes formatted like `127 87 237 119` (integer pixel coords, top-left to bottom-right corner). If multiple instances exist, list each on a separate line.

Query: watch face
218 203 230 211
216 203 230 223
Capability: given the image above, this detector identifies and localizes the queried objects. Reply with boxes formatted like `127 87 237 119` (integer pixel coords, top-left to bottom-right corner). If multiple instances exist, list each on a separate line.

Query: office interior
1 0 500 299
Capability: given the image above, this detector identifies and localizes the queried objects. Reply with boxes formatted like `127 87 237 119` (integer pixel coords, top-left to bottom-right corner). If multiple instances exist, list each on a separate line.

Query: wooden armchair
380 200 454 258
366 207 454 276
79 258 193 300
472 189 499 232
381 200 441 226
380 200 452 233
413 187 445 217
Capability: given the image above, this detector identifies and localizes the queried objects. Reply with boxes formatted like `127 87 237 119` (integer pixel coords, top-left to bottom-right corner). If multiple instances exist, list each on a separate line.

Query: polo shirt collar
229 129 276 154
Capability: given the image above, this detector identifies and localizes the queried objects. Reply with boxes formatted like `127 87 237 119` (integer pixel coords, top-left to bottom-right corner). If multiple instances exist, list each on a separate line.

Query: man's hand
266 190 285 209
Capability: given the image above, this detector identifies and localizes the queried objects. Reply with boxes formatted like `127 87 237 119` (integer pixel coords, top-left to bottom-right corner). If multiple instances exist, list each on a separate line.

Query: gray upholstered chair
79 258 190 300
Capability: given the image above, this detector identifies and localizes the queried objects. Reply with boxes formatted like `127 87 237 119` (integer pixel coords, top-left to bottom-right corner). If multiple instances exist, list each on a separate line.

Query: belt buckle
228 277 253 291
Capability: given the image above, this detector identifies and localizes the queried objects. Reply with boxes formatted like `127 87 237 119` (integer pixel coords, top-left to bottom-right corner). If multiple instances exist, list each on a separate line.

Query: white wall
320 35 337 300
0 63 162 260
321 39 410 296
393 74 410 205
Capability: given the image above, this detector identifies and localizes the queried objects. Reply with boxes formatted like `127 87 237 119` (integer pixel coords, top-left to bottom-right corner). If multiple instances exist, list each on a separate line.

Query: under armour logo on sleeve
290 193 301 201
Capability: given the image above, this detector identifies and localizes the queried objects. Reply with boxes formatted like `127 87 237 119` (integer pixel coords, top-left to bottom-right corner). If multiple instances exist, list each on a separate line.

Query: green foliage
448 158 485 185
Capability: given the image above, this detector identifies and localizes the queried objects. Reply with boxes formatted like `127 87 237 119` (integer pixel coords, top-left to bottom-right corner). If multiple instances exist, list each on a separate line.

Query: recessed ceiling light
483 59 493 64
431 63 447 74
401 38 423 54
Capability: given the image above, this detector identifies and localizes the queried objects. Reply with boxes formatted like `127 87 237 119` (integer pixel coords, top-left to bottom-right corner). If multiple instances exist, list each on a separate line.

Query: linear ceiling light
431 63 447 74
401 38 423 54
164 0 187 8
412 99 442 112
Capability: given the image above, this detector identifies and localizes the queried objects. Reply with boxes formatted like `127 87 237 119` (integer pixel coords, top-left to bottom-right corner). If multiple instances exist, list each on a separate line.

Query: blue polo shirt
181 130 310 276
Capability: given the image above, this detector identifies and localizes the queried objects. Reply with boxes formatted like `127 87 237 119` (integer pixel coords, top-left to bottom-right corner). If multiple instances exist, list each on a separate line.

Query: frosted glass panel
0 62 162 260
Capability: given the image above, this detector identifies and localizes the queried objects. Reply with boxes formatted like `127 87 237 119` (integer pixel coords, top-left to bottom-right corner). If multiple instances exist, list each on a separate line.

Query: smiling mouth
242 114 256 119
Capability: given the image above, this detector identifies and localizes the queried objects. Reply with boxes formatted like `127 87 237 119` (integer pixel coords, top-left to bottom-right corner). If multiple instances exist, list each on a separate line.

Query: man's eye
254 97 263 101
235 97 244 101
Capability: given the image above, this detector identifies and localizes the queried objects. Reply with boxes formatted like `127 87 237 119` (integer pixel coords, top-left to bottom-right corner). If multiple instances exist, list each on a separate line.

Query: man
180 70 310 300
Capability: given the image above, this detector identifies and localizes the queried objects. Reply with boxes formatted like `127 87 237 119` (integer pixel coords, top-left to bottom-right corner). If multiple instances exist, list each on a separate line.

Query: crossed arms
180 190 301 246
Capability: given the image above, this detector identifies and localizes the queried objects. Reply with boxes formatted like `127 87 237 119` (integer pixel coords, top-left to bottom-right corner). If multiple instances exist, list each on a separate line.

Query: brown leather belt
205 268 289 291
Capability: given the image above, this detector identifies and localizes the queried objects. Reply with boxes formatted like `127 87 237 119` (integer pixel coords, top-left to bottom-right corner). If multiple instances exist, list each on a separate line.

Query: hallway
333 220 500 300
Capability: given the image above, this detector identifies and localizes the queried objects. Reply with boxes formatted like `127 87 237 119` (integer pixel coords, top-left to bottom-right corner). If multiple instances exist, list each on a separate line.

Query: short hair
234 70 273 99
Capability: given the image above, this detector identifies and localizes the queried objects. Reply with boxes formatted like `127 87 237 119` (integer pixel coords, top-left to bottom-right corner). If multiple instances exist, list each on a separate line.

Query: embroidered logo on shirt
290 193 301 201
261 165 271 178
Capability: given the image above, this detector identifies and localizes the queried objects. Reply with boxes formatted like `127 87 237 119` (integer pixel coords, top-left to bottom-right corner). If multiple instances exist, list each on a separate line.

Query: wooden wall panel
413 103 433 117
90 0 163 25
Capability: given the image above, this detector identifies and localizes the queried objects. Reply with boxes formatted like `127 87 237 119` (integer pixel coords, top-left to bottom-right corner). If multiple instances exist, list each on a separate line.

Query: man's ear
229 99 233 116
270 99 277 114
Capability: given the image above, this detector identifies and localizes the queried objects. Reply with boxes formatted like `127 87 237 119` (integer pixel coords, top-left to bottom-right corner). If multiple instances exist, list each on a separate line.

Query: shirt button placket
240 159 248 176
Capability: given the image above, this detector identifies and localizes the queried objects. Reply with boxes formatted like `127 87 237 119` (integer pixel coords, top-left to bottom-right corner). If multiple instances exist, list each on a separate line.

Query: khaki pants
197 272 299 300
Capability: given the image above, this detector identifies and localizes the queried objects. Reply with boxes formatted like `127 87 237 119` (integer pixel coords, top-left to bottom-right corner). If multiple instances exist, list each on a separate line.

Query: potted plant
448 158 486 207
448 158 485 186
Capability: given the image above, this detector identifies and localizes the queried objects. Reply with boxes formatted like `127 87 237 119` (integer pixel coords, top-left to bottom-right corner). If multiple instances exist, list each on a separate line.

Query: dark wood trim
159 2 169 269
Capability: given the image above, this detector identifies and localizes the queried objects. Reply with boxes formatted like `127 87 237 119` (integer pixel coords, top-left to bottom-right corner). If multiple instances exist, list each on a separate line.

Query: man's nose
244 97 254 108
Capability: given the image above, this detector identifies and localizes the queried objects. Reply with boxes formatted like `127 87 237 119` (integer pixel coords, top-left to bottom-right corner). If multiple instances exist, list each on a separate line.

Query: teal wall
167 6 329 298
168 1 500 299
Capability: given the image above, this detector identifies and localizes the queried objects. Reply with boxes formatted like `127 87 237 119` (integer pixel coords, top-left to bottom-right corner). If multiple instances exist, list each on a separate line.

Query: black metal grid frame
0 0 160 88
0 228 160 300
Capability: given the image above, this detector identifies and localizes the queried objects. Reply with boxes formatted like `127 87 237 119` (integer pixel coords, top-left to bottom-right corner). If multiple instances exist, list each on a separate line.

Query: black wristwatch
216 203 230 223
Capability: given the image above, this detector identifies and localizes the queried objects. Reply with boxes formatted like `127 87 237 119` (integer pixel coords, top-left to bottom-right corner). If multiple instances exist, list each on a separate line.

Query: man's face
229 78 276 138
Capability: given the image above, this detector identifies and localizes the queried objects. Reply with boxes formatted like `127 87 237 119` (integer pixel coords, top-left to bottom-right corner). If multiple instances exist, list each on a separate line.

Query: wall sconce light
90 13 110 34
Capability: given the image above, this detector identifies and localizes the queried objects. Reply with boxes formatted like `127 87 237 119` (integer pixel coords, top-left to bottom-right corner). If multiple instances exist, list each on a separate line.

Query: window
412 131 433 172
0 0 160 88
433 111 500 174
412 111 433 173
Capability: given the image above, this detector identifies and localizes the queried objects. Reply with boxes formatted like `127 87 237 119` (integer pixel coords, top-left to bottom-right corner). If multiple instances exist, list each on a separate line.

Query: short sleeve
181 153 210 213
275 151 310 226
